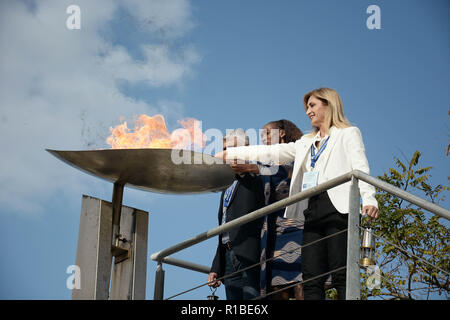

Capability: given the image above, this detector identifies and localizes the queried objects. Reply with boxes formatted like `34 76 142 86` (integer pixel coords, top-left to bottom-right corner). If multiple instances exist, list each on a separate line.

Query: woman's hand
229 163 260 175
208 272 221 288
362 205 378 219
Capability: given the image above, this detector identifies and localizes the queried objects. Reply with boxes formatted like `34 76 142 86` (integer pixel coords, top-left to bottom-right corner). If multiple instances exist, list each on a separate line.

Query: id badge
302 171 319 191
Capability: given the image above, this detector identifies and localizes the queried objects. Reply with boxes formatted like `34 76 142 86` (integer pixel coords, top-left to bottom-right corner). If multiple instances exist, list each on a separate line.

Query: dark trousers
223 248 259 300
302 192 348 300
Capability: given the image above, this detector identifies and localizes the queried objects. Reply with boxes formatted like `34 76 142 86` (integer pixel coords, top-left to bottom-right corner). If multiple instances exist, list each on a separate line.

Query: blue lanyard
310 136 330 168
222 180 238 225
223 180 238 209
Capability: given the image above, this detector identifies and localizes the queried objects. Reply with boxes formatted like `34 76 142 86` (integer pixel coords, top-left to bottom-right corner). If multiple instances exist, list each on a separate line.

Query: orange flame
106 114 206 150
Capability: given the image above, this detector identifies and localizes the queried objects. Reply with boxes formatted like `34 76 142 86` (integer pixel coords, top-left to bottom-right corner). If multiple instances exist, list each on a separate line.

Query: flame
106 114 206 150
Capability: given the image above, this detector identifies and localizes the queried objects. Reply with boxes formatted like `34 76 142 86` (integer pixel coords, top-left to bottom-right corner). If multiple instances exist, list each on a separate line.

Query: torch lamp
360 227 376 267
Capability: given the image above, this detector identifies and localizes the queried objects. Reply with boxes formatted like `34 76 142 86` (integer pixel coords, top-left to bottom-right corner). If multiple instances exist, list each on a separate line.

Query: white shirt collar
314 131 328 142
314 126 336 141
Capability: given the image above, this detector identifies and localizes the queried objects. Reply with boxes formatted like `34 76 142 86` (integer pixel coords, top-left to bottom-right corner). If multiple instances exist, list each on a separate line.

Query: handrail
151 170 449 262
150 170 450 300
352 171 450 220
160 256 210 274
151 171 353 261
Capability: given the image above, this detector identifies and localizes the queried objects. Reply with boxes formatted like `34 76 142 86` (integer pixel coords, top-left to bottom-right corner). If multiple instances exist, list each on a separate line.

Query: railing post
346 175 361 300
154 262 165 300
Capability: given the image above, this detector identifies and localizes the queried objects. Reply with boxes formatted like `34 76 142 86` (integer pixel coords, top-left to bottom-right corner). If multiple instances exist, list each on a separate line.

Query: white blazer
225 126 378 223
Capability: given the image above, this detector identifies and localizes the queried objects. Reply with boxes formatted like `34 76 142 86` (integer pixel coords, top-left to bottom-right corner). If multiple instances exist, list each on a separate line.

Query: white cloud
101 44 200 86
0 0 199 215
119 0 195 38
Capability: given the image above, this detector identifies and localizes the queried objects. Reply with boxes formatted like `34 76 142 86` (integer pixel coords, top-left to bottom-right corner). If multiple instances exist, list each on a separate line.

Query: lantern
360 227 376 267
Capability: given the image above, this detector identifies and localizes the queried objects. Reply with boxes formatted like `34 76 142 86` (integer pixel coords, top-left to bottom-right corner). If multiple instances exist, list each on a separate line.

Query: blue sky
0 0 448 300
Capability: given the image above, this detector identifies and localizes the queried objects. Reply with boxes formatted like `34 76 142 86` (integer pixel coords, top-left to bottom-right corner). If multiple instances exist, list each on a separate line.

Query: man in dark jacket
208 129 265 300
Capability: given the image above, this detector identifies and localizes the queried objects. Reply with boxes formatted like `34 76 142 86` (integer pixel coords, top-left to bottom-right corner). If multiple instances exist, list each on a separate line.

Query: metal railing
150 170 450 300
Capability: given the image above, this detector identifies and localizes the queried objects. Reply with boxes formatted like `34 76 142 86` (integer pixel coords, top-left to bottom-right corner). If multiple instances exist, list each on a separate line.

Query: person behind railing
216 88 379 300
208 129 265 300
227 120 305 300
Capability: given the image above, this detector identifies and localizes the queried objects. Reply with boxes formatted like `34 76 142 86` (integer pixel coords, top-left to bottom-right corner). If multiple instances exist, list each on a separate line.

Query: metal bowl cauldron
46 148 234 194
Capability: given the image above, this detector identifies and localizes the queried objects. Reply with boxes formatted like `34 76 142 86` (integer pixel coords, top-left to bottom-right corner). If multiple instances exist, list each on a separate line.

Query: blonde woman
217 88 378 300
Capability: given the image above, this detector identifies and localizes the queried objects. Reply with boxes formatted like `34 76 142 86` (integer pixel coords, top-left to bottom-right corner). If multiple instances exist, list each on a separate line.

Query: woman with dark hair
229 119 305 300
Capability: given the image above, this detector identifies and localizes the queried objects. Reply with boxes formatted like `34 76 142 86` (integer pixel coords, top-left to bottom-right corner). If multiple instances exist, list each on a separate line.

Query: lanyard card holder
302 170 319 191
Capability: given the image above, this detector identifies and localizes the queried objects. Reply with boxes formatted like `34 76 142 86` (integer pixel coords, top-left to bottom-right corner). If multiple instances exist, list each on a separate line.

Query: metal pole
111 182 124 248
161 257 210 274
346 176 361 300
154 262 165 300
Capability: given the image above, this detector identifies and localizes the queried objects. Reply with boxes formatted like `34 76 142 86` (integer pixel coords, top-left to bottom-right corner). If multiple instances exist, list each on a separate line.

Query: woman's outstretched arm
216 142 297 165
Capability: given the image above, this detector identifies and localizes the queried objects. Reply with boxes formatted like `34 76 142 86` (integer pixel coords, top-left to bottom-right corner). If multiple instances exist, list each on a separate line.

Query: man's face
222 136 248 151
223 137 237 151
